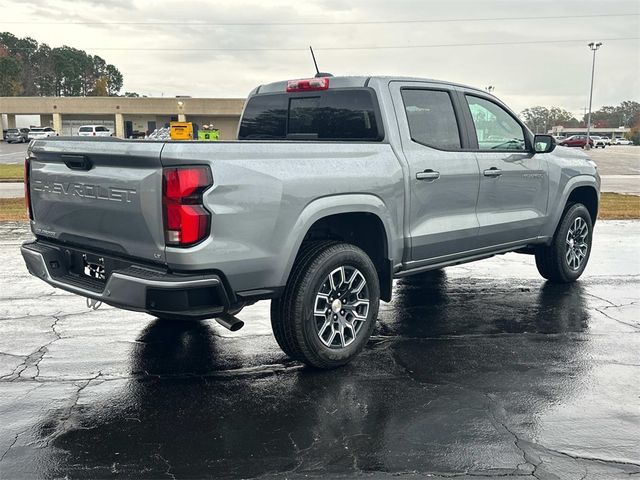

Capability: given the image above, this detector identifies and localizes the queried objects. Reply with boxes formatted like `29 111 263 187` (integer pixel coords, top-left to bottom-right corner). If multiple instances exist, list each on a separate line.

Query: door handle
483 167 502 177
416 169 440 180
62 154 93 171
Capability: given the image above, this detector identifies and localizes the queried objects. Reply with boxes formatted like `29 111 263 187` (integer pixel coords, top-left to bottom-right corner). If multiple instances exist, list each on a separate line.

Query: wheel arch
279 195 397 302
566 185 599 225
543 177 600 239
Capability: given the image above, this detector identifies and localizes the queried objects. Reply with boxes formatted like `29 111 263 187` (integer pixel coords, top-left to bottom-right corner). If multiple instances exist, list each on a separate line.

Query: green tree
0 32 125 97
32 44 56 96
584 101 640 128
0 56 22 96
52 46 89 96
105 64 123 96
13 36 39 95
520 106 578 133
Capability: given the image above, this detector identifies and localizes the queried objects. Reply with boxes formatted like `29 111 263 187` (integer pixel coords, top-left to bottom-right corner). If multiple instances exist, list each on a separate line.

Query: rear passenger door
390 82 481 264
459 93 549 246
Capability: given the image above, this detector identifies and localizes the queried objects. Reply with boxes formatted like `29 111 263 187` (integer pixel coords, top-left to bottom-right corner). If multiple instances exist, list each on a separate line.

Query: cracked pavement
0 221 638 479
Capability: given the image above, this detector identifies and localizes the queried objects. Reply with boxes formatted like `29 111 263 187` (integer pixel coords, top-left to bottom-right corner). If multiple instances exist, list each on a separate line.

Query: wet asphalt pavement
0 221 639 479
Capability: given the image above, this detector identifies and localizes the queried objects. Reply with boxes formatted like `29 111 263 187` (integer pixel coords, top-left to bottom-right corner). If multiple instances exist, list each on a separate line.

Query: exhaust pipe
215 313 244 332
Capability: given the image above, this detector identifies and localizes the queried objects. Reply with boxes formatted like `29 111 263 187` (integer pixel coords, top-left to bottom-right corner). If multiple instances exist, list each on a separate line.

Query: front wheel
535 203 593 283
271 241 380 369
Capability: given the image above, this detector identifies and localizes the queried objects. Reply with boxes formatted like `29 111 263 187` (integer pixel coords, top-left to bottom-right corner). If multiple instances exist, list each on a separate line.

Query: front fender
541 174 600 239
276 193 397 287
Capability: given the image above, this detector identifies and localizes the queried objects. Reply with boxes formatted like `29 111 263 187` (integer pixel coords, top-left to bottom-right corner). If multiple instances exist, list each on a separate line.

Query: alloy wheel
313 266 370 349
565 216 589 270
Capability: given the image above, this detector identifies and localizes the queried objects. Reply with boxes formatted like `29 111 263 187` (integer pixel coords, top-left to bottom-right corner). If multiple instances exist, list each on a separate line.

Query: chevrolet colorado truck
21 75 600 368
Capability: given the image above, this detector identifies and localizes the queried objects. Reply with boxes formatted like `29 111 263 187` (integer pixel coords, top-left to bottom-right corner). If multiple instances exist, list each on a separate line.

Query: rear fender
277 194 396 288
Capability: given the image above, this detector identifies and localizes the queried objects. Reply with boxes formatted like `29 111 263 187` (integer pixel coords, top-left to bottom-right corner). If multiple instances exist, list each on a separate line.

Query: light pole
585 41 602 150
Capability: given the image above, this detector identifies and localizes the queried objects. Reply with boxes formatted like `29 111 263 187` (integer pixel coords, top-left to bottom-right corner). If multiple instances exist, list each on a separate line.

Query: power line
1 13 638 26
6 37 638 52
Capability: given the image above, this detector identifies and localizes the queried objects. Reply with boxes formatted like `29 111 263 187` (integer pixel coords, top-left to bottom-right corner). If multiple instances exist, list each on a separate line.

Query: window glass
465 96 526 150
238 89 382 141
79 127 92 132
288 96 321 135
96 126 108 132
401 89 461 150
238 94 287 139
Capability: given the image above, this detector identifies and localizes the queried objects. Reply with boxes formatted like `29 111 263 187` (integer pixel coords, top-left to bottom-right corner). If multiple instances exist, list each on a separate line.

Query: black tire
270 240 335 358
535 203 593 283
271 241 380 369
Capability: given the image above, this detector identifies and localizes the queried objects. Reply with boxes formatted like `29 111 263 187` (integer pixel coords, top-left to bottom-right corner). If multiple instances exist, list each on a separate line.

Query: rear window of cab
238 88 384 141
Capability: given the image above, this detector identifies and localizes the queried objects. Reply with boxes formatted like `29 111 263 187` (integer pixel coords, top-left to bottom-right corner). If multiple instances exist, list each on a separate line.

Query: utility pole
585 41 602 150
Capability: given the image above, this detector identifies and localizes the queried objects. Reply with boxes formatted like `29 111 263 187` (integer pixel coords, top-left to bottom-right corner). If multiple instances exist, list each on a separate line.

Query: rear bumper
21 240 233 319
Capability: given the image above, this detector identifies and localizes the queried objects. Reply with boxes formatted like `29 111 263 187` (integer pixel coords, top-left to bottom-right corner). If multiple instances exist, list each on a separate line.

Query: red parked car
559 135 594 148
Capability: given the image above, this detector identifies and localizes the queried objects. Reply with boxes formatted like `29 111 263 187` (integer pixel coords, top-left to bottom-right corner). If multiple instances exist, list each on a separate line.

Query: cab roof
253 75 490 97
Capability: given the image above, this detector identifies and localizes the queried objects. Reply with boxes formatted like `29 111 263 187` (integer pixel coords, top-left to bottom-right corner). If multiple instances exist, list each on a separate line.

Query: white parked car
590 136 606 148
612 137 633 145
28 127 59 140
78 125 112 137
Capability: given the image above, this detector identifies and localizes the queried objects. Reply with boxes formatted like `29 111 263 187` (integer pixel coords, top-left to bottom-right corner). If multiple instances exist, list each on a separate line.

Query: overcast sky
2 0 639 117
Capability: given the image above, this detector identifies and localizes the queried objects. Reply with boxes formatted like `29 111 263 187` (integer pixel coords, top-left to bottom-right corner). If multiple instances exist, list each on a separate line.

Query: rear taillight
24 158 33 220
286 77 329 92
162 166 212 246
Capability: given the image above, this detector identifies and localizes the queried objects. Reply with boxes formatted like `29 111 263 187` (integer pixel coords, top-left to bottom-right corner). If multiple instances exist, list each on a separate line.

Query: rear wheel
535 203 593 283
271 241 380 369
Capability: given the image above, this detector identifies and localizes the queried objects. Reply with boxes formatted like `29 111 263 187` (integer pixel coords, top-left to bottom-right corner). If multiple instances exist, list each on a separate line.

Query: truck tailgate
28 138 167 263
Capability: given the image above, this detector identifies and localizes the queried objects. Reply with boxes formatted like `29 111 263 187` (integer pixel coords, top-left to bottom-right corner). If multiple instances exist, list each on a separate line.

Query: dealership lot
0 221 638 478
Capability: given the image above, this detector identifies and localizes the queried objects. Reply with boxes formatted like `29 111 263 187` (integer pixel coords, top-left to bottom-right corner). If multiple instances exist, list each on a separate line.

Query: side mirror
534 134 556 153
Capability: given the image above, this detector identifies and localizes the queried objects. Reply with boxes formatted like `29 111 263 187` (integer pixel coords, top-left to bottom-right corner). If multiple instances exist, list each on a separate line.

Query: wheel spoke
327 329 338 347
318 319 332 338
338 324 346 348
314 293 329 316
343 322 356 346
329 270 338 290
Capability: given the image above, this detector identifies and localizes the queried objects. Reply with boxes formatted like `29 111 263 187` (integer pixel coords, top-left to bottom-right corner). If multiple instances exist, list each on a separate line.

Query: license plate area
81 253 106 282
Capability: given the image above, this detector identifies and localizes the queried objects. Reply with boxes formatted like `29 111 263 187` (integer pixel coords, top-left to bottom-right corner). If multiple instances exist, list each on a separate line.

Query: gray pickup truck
21 75 600 368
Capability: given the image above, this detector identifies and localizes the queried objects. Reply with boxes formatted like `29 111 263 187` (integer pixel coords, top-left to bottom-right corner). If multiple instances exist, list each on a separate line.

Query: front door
461 94 549 246
390 82 481 264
